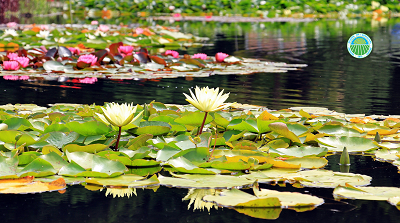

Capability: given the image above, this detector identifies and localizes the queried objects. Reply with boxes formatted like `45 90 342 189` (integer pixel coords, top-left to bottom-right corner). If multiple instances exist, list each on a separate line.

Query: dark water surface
2 18 400 222
2 18 400 115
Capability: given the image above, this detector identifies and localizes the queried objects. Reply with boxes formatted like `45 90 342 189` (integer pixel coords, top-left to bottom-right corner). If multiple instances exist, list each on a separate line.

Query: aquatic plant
215 52 229 63
96 102 143 151
2 61 20 71
183 86 233 135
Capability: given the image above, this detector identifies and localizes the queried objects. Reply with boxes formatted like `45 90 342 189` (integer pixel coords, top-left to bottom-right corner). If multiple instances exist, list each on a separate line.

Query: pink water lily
192 53 207 60
215 52 229 62
77 54 98 66
91 20 99 25
165 50 179 58
14 56 29 68
98 24 109 32
79 77 98 84
135 28 144 35
19 75 29 80
68 47 81 55
6 22 17 28
3 75 19 80
7 53 19 60
118 45 134 56
2 61 20 71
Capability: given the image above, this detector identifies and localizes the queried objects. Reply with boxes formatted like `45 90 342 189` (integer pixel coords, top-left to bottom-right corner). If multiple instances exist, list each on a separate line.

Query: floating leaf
86 174 159 187
333 184 400 201
269 146 327 157
203 189 281 207
283 157 328 169
63 144 108 153
269 122 301 143
46 131 79 148
18 158 57 177
159 174 255 189
0 177 66 194
316 136 378 152
66 121 111 136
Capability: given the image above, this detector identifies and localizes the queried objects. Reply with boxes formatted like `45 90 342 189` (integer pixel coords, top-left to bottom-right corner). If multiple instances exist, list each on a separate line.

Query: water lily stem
198 112 208 136
115 126 122 151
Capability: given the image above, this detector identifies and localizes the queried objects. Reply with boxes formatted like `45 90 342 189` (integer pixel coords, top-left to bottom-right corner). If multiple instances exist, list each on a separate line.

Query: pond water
2 18 400 116
2 18 400 222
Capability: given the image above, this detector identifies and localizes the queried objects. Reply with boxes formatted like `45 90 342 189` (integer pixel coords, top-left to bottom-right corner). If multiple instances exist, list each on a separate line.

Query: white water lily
94 30 107 37
183 86 233 112
96 102 142 127
36 30 52 39
96 102 143 151
85 33 97 39
1 29 18 38
55 37 66 43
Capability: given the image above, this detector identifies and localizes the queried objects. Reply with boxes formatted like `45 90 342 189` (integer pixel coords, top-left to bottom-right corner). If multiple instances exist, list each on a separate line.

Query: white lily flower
94 30 107 37
55 37 66 43
85 33 97 39
1 29 18 38
36 30 52 39
183 86 233 112
96 102 143 127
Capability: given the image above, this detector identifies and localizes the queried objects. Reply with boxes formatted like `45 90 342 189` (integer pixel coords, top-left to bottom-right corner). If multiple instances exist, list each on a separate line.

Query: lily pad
86 174 159 187
159 174 255 189
316 136 378 152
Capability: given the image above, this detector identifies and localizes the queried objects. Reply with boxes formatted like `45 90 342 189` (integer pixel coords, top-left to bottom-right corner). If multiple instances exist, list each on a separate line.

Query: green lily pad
269 146 328 157
316 136 378 152
333 184 400 201
175 111 213 126
66 121 111 136
39 152 68 172
317 125 365 137
18 158 56 177
0 156 18 178
288 169 372 188
65 151 94 169
46 131 79 148
284 157 328 169
63 144 108 153
269 122 301 143
166 157 216 174
86 174 159 187
203 188 281 207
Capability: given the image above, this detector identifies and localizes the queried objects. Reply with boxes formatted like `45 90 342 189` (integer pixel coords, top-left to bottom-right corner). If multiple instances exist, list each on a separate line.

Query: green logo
347 33 373 58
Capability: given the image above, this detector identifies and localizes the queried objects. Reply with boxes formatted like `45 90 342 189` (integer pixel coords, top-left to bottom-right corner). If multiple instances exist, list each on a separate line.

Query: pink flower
14 56 29 68
91 20 99 25
118 45 134 56
40 25 49 30
77 54 98 66
98 24 109 32
19 75 29 80
7 53 19 60
192 53 207 60
3 75 19 80
79 77 98 84
165 50 179 58
68 47 81 55
135 27 144 35
169 6 175 10
2 61 20 71
6 22 17 28
173 13 181 18
215 52 229 62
